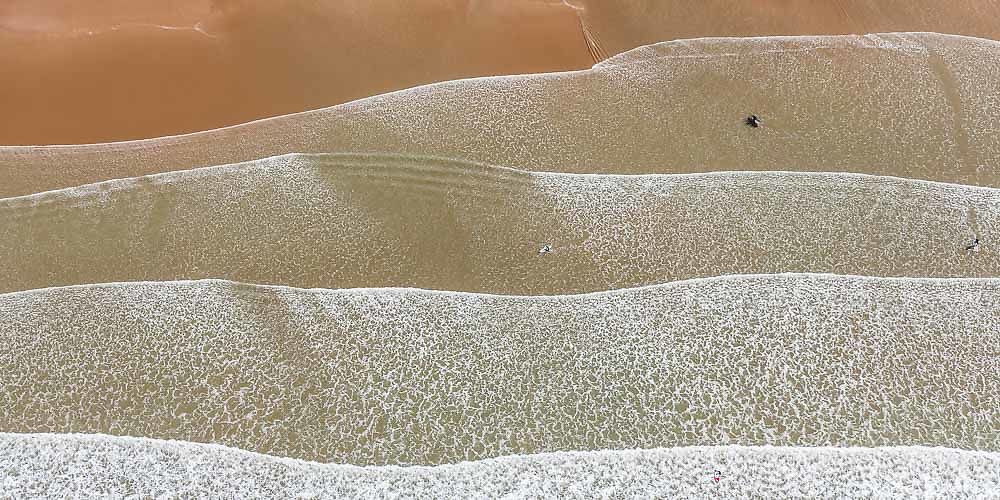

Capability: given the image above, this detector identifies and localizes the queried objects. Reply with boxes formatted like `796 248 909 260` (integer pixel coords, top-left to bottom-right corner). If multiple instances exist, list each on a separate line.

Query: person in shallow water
966 238 980 252
539 244 553 255
745 115 761 128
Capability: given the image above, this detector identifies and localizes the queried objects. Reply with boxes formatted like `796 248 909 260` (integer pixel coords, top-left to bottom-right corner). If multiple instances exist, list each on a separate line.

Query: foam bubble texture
1 275 997 464
2 434 998 498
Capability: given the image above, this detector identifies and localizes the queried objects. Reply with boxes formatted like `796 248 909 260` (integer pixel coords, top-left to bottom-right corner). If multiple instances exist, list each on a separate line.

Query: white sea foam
1 275 997 464
1 32 998 196
2 433 997 498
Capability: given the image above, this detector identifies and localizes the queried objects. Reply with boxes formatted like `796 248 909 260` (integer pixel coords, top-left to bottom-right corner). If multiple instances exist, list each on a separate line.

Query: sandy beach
2 33 999 198
575 0 1000 59
0 0 591 145
1 3 997 497
6 1 1000 146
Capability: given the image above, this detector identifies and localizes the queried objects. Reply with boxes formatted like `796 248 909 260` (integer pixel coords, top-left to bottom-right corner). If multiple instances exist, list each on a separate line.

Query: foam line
2 32 999 196
3 433 997 498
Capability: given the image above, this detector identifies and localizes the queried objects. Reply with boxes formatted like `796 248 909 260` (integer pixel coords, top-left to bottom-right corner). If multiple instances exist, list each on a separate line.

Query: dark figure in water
966 238 980 252
745 115 761 128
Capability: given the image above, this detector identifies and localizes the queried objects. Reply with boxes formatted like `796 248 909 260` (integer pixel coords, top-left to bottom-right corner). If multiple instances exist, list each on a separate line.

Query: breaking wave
3 433 998 498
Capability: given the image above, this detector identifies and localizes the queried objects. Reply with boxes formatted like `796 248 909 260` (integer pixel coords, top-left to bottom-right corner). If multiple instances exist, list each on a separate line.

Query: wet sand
1 276 996 463
6 2 1000 146
0 0 210 33
2 33 998 198
0 0 592 145
5 435 999 497
0 154 996 295
3 4 999 491
575 0 1000 60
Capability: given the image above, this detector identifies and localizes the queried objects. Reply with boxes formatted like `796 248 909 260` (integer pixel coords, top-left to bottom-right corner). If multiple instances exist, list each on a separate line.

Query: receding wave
3 433 998 498
572 0 1000 63
0 153 996 294
1 275 997 464
2 32 999 196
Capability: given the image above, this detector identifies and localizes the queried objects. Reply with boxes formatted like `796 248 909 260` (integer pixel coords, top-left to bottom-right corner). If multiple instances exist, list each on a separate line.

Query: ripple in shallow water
0 153 996 294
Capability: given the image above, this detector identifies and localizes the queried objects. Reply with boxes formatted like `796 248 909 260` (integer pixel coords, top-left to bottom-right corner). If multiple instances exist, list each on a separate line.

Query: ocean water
1 275 996 464
574 0 1000 59
1 23 998 496
3 434 998 498
1 33 998 197
0 153 995 295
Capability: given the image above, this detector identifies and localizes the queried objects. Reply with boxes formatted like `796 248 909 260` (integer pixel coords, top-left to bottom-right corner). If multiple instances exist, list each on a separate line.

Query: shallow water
0 154 996 294
574 0 1000 59
1 33 999 197
1 275 997 464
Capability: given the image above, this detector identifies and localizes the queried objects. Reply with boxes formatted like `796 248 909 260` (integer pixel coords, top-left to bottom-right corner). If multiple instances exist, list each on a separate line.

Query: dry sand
0 0 591 145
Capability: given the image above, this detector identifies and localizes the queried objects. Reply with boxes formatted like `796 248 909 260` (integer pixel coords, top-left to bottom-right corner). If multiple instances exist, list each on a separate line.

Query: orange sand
574 0 1000 61
0 0 592 145
5 0 1000 145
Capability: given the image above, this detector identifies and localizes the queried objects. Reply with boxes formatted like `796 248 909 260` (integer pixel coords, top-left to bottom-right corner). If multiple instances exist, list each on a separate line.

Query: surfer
966 238 980 253
745 114 761 128
539 244 553 255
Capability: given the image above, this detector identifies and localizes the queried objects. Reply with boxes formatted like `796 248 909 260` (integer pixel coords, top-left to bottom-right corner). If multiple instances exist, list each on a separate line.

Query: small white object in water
539 244 553 255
